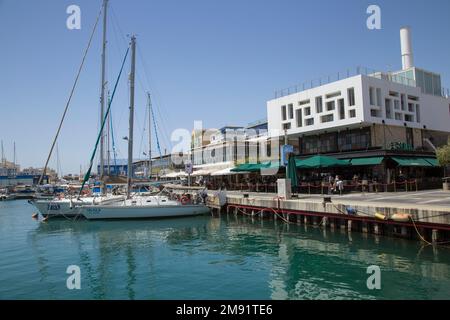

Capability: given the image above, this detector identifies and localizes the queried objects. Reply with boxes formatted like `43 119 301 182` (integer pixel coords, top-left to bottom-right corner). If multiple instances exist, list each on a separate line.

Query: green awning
231 163 255 172
424 158 440 167
295 155 351 169
350 157 384 166
392 157 434 167
231 161 282 173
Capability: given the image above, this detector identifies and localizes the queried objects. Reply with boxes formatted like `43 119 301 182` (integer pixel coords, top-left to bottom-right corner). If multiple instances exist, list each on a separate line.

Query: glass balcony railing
273 66 418 99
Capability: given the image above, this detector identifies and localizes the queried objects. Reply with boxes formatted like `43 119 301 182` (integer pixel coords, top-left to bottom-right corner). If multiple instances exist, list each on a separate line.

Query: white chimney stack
400 26 414 70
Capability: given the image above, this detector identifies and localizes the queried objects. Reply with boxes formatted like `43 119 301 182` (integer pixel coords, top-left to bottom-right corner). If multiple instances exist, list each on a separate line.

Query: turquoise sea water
0 200 449 300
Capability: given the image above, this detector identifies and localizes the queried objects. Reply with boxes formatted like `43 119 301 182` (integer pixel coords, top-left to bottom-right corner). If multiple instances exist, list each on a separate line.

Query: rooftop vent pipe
400 26 414 70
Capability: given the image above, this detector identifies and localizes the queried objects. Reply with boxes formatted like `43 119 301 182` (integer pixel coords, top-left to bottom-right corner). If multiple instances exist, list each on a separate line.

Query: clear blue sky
1 0 449 174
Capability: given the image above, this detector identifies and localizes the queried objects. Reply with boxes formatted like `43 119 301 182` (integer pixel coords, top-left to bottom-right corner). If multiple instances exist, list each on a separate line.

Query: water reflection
24 214 450 299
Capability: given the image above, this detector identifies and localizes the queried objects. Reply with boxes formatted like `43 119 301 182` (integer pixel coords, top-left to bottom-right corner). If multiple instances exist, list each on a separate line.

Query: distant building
190 120 270 173
97 159 129 177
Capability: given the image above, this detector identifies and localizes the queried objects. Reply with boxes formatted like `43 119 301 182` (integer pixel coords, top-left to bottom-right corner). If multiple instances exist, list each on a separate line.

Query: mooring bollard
347 220 352 231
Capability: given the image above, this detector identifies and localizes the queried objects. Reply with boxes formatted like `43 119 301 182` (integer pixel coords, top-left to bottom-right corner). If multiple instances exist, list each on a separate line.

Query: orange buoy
390 213 411 222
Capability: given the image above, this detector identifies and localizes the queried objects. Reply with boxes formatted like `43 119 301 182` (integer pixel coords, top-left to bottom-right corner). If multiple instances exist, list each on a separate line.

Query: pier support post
322 216 328 228
373 223 380 235
362 222 369 233
432 229 439 244
296 215 301 225
340 219 347 231
401 226 408 237
329 218 335 229
347 220 353 232
304 215 309 225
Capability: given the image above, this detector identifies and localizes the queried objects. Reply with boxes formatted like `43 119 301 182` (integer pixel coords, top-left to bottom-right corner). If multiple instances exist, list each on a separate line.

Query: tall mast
127 35 136 199
99 0 108 179
147 92 152 179
107 91 111 175
56 143 61 179
13 142 16 171
1 140 4 166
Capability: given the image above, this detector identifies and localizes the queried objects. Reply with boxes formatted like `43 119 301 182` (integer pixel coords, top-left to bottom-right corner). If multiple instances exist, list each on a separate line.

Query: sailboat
31 0 125 219
78 36 210 220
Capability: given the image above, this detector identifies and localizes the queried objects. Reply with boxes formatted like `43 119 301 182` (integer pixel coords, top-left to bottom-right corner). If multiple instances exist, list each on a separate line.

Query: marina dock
205 189 450 244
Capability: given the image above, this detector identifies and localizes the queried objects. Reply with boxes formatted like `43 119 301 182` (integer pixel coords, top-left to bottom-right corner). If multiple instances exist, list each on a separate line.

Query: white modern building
267 27 450 161
188 27 449 189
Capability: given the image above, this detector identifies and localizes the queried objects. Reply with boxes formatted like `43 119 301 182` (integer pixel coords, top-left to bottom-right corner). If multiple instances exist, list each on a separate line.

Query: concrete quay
208 189 450 244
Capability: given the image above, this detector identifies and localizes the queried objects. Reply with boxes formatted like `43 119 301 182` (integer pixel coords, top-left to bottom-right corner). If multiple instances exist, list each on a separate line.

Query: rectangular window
376 88 382 106
349 109 356 118
394 100 400 110
369 87 375 105
296 109 303 128
401 94 406 110
347 88 355 106
304 107 311 116
406 127 414 147
408 103 414 112
371 109 382 117
326 101 335 111
338 99 345 120
405 114 414 122
338 128 371 151
395 113 402 120
321 114 334 123
281 105 286 121
416 104 420 122
315 96 323 113
389 91 399 97
298 99 310 106
305 118 314 126
288 104 294 119
385 99 392 119
326 91 341 99
282 123 291 130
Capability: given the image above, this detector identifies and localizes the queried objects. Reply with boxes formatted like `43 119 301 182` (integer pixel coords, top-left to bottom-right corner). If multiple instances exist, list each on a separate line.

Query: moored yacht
30 194 125 218
79 195 210 220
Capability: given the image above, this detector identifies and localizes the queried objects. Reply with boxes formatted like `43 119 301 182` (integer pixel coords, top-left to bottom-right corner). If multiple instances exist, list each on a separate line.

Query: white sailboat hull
80 204 210 220
31 195 125 218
